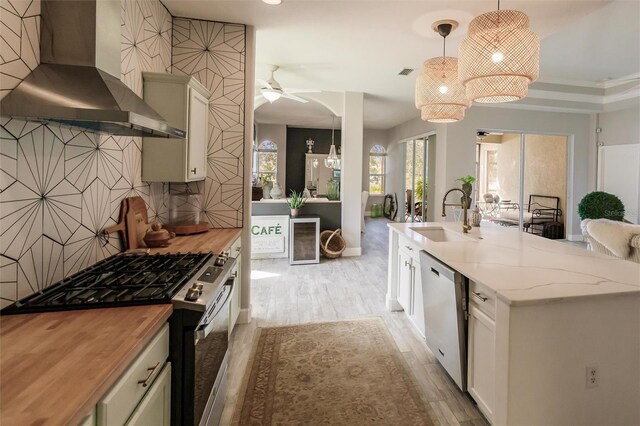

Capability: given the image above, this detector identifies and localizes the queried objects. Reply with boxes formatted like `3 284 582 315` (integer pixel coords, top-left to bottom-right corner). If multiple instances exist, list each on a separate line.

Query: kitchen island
387 222 640 425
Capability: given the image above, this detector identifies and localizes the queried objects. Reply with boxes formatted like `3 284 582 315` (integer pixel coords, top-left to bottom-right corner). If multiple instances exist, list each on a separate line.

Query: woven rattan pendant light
415 21 470 123
459 0 539 103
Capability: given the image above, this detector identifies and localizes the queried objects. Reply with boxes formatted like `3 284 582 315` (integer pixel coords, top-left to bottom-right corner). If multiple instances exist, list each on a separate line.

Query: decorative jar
326 180 339 201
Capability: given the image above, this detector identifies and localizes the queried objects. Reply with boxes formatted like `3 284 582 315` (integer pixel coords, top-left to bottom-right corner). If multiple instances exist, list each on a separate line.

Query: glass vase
326 180 339 200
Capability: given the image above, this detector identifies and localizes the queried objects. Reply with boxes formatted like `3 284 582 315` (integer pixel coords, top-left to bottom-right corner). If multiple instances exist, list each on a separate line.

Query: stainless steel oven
170 254 236 426
193 282 231 425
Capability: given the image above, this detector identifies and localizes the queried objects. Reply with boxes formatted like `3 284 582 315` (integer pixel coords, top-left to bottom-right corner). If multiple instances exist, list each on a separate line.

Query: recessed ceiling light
262 0 282 5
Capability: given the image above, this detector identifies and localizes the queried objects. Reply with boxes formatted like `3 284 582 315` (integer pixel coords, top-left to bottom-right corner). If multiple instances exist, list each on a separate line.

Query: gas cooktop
1 252 215 314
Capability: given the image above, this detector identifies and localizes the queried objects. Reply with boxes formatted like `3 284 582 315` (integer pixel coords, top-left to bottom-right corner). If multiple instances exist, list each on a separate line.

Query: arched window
369 145 386 195
254 140 278 182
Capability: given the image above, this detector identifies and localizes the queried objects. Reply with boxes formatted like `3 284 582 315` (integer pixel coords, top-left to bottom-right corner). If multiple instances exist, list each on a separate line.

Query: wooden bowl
143 222 175 248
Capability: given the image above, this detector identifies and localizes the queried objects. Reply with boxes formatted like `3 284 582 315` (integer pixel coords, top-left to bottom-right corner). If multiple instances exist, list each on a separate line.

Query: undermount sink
409 227 476 243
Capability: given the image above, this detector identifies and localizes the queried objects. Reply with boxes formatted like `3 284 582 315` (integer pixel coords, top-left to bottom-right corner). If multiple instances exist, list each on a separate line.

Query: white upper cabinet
142 72 211 182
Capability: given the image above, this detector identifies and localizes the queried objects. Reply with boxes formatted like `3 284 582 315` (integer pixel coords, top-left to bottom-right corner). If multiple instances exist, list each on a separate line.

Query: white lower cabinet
126 363 171 426
397 242 425 337
468 304 496 423
95 324 170 426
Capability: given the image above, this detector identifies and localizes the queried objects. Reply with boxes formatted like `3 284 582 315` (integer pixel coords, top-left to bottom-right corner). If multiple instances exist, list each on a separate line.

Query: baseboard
567 234 584 242
237 306 252 324
343 247 362 257
385 294 403 312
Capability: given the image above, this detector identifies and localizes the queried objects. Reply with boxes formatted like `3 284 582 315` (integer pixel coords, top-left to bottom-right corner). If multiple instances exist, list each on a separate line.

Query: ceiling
164 0 638 130
255 98 341 129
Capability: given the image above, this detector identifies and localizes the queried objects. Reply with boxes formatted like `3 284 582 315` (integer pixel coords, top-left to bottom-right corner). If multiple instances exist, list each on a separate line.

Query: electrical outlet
586 365 599 388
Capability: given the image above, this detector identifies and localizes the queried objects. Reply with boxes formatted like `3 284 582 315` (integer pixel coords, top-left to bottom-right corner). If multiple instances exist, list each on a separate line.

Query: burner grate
2 252 214 314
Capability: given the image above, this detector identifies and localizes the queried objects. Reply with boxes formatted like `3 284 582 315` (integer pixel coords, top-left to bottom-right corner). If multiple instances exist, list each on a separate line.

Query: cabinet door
468 305 495 422
187 88 208 181
409 262 425 338
126 363 171 426
397 249 412 313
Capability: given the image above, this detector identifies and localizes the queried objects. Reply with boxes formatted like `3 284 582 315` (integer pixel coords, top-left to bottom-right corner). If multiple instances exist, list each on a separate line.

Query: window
369 145 386 195
254 140 277 182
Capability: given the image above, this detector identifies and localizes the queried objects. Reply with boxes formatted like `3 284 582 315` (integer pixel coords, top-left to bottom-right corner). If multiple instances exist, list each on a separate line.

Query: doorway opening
403 134 434 223
475 131 569 239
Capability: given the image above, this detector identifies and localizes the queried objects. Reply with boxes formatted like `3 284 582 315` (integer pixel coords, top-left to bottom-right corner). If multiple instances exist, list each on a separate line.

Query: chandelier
415 21 470 123
459 1 539 103
325 116 341 169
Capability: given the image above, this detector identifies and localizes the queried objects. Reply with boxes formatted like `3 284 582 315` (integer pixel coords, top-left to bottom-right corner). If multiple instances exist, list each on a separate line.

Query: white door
187 88 208 181
468 306 495 422
397 249 412 313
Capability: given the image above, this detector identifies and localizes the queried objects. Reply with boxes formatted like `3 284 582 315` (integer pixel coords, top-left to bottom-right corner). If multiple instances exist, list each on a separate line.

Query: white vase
262 182 272 199
270 182 283 199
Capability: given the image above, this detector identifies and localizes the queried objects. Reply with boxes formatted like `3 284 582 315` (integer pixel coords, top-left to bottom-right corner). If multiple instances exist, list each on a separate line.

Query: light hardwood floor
221 218 488 425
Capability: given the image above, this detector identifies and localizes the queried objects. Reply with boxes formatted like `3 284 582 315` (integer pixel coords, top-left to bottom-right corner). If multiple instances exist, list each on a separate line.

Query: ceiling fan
256 65 319 104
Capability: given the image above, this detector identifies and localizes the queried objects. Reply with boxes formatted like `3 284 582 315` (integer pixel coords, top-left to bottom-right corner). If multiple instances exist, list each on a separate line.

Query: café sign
250 215 289 259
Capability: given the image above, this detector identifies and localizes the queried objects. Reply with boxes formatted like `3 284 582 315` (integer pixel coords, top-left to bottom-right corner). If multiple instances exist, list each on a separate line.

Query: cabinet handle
405 246 413 251
191 168 197 174
404 260 411 267
232 271 238 278
235 246 241 252
138 362 161 388
471 291 488 302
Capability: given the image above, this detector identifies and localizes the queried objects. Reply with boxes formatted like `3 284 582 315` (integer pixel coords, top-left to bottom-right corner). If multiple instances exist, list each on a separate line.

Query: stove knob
215 257 225 266
192 283 204 291
185 288 200 302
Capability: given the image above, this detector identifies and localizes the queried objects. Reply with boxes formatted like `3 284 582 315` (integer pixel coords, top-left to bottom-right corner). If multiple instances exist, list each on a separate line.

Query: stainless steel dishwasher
419 251 468 391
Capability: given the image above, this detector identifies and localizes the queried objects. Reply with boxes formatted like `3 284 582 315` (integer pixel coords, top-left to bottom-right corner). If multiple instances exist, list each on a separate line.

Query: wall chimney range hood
0 0 185 138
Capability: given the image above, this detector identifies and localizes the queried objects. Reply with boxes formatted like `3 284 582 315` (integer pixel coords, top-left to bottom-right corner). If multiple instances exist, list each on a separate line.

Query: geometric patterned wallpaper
172 18 245 228
0 0 246 307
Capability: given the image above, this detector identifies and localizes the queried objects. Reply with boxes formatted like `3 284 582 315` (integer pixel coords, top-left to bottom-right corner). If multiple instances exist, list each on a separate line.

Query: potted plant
578 191 625 221
287 190 307 217
456 175 476 208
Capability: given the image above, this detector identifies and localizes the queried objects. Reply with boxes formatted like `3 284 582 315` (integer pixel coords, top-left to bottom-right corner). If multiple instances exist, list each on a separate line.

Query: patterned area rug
232 318 434 425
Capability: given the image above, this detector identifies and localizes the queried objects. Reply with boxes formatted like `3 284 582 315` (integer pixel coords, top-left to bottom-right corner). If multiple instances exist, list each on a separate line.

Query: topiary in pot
578 191 625 221
456 175 476 208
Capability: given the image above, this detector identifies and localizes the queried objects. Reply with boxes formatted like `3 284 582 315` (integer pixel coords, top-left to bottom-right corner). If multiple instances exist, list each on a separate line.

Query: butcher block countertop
148 228 242 254
0 305 172 426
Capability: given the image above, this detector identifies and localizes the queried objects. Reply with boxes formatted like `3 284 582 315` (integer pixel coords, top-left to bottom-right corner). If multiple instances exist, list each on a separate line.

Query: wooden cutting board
102 199 130 249
103 196 149 251
126 196 148 250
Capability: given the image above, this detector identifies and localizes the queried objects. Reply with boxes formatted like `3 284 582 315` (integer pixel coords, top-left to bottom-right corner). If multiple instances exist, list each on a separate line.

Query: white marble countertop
389 222 640 306
253 197 341 204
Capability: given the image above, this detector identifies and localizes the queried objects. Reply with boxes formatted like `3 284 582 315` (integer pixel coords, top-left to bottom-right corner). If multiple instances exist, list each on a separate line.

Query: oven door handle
194 282 233 343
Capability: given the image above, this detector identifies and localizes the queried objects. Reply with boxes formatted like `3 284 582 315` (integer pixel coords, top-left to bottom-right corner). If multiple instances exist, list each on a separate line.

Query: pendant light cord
497 0 500 10
443 35 446 58
331 116 335 145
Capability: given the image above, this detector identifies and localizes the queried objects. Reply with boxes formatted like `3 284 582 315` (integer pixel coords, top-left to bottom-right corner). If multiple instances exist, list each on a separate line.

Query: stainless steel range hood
0 0 185 138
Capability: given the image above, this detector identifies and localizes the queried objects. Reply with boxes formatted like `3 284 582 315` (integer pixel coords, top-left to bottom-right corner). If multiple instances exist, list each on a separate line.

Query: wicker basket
320 229 346 259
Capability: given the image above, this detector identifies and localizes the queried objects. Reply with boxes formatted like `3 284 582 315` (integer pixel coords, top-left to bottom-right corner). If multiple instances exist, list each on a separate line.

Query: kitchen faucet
442 188 472 233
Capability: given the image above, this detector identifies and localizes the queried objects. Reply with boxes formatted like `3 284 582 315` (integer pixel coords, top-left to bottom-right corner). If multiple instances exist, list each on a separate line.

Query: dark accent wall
286 127 341 193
